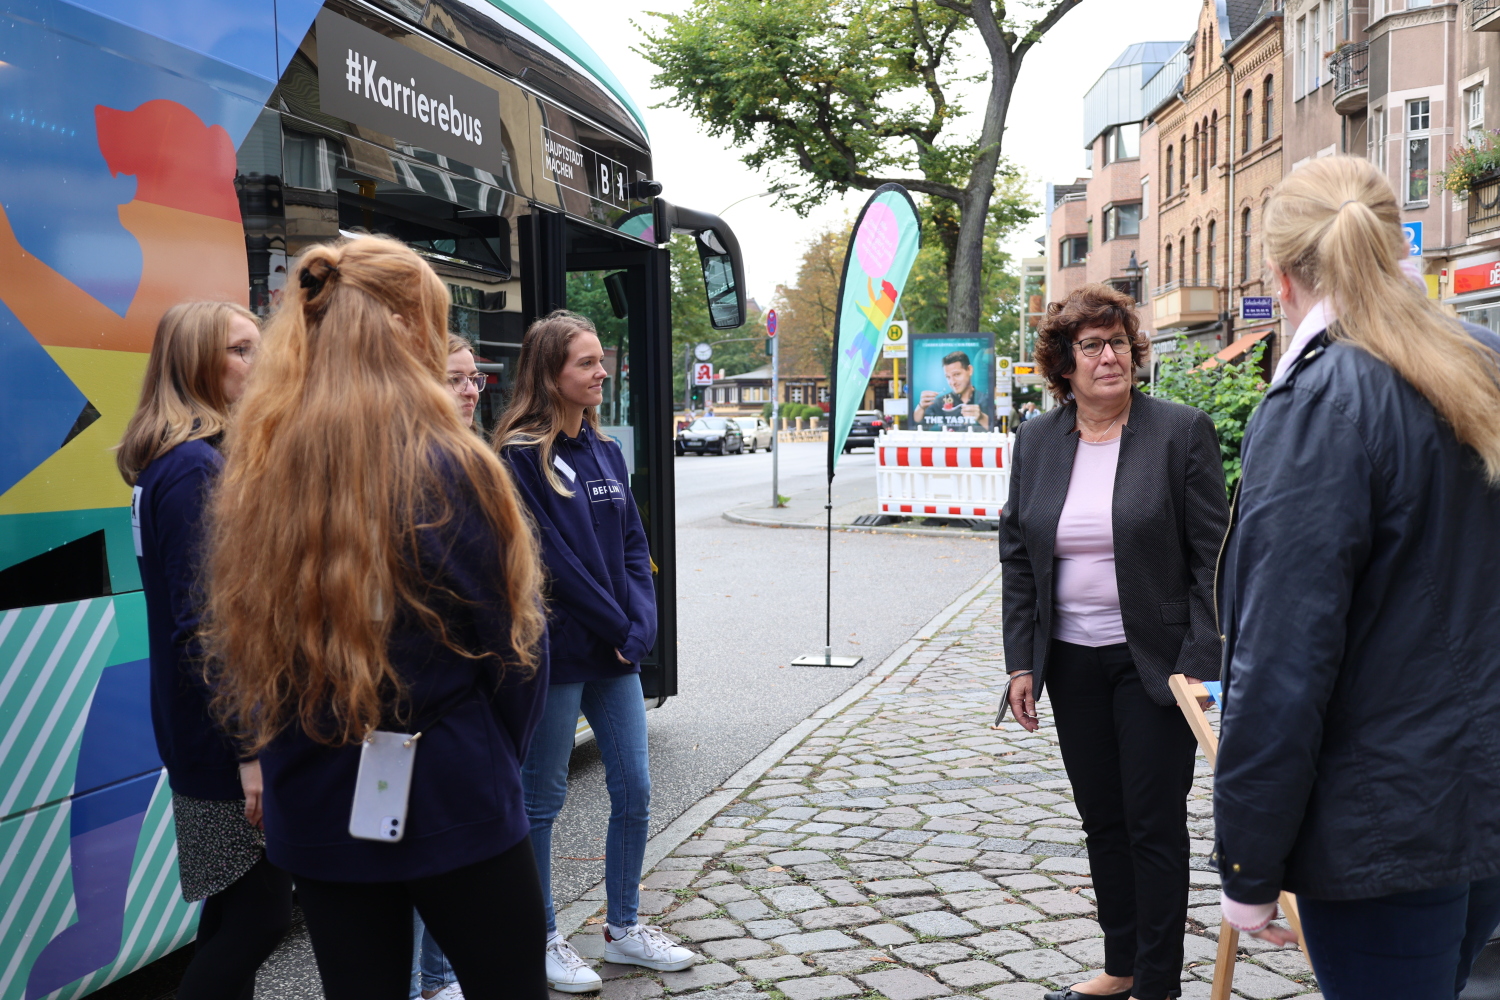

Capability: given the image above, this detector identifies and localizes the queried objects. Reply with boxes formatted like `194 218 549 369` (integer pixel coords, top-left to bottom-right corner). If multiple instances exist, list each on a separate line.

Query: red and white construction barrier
876 429 1011 521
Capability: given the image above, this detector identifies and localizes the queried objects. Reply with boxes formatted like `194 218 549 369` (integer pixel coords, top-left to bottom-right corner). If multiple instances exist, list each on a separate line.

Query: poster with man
909 333 996 431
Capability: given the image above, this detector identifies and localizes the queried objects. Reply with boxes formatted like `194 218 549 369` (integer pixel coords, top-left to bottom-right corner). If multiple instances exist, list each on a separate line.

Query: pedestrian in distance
998 283 1230 1000
401 332 493 1000
1214 155 1500 1000
116 301 293 1000
493 310 693 994
203 237 551 1000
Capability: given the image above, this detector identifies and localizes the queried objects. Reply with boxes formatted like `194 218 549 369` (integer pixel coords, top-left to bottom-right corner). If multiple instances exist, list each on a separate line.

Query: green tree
1146 339 1270 494
640 0 1080 333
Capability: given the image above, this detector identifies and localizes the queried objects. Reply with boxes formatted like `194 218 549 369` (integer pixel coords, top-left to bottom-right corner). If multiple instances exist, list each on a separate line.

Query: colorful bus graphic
1 1 742 995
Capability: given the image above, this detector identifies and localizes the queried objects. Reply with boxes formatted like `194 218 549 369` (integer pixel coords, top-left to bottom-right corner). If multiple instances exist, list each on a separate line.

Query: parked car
843 410 886 452
737 417 774 453
677 416 744 456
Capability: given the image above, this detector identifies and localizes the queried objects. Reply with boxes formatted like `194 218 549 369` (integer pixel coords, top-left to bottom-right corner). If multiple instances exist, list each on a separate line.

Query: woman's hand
1250 924 1301 947
1006 672 1040 732
239 760 264 829
615 649 631 665
1183 675 1213 710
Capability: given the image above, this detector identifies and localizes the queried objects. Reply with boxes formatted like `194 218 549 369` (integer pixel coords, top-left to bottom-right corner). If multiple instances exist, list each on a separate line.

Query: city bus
0 2 745 996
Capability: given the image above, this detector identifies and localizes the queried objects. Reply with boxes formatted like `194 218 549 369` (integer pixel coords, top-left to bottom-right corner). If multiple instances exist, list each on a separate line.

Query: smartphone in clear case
348 731 417 842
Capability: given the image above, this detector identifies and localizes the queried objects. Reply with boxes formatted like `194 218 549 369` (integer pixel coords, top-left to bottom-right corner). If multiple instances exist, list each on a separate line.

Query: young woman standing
494 310 692 994
205 237 550 1000
117 301 292 1000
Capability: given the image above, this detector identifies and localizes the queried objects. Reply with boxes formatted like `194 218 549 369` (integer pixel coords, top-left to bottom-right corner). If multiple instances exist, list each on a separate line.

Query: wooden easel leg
1210 921 1240 1000
1279 890 1313 969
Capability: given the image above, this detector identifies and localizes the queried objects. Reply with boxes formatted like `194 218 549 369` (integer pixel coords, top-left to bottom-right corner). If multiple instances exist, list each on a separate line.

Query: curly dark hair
1034 283 1149 402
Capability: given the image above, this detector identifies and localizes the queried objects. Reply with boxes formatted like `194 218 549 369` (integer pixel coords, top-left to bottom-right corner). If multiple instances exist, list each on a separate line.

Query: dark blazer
999 388 1229 706
1215 326 1500 904
135 439 245 800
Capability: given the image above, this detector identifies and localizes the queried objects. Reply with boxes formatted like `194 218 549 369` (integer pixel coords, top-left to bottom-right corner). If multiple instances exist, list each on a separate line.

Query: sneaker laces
547 937 589 971
628 924 678 957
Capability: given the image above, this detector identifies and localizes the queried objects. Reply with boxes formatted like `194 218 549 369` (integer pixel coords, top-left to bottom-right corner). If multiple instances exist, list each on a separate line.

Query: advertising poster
909 333 996 431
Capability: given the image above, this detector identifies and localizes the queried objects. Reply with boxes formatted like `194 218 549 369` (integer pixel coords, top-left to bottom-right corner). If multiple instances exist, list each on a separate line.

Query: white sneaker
422 986 464 1000
545 936 602 994
603 923 696 972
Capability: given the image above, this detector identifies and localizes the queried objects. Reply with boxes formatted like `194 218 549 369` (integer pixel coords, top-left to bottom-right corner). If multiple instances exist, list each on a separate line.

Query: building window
1180 134 1188 188
743 385 767 402
1201 117 1211 187
1107 123 1140 161
1192 124 1200 178
1264 76 1275 140
1240 208 1252 283
1104 202 1141 240
1165 242 1174 283
1165 146 1174 195
1192 227 1202 284
1061 235 1089 267
1295 16 1307 99
1407 98 1430 204
1243 90 1254 153
1323 1 1335 80
1210 111 1219 167
1467 85 1486 144
1207 220 1217 285
1308 5 1321 91
818 386 830 403
1371 106 1386 171
790 385 804 404
1180 237 1187 283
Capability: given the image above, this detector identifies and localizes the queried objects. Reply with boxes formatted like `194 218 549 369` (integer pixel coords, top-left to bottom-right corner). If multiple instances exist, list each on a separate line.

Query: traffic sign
694 342 713 361
1403 221 1423 257
766 309 777 336
883 321 908 359
692 362 714 385
1241 296 1274 320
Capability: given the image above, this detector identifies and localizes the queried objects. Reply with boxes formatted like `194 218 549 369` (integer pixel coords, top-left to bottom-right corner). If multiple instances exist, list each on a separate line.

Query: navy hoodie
133 438 244 800
503 424 656 684
256 466 548 881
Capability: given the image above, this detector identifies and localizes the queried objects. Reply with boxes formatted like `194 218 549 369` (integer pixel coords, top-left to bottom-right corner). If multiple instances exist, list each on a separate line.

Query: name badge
553 456 576 482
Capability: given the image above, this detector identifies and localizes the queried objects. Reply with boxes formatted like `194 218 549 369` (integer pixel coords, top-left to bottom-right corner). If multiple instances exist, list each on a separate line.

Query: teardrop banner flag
828 185 921 474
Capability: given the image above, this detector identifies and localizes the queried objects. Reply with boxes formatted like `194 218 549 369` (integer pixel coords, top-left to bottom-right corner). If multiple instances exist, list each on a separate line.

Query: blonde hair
116 301 257 485
204 237 545 751
491 310 600 496
1263 156 1500 483
446 333 472 356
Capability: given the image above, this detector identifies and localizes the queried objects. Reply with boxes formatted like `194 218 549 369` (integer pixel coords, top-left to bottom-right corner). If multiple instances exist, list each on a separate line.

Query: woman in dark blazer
999 283 1229 1000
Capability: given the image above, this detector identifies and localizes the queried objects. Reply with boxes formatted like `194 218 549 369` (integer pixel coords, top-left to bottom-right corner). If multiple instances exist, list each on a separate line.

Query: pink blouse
1053 436 1127 647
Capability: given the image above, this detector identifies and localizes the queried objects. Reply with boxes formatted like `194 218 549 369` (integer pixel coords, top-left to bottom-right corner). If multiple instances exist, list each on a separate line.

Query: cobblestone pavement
558 578 1319 1000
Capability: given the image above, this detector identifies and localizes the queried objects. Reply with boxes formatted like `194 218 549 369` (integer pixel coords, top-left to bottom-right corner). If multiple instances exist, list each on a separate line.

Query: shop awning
1199 328 1271 369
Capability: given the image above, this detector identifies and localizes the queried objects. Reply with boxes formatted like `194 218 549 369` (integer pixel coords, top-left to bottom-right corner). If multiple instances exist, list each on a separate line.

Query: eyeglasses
227 344 257 361
1072 336 1133 358
446 373 488 392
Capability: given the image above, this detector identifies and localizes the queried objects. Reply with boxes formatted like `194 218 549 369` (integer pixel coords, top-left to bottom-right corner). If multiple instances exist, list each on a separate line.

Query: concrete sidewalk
552 570 1319 1000
722 479 997 540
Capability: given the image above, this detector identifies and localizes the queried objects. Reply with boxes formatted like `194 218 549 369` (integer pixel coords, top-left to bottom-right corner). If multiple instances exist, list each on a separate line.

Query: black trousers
295 837 548 1000
177 857 293 1000
1048 640 1198 1000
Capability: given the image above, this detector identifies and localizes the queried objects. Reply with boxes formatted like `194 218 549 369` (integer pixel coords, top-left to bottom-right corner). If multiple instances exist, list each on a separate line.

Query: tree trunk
945 2 1014 333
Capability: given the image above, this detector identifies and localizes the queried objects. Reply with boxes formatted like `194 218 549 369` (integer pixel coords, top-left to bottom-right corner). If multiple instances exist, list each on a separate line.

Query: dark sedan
676 417 744 456
842 410 886 453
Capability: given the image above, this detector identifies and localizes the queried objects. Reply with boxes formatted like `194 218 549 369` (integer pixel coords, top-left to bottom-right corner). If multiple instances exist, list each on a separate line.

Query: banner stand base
791 647 862 668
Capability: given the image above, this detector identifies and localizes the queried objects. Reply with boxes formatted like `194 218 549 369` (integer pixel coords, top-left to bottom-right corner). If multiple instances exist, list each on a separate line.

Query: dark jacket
1214 326 1500 904
134 438 243 801
999 389 1229 706
258 469 547 882
502 424 656 685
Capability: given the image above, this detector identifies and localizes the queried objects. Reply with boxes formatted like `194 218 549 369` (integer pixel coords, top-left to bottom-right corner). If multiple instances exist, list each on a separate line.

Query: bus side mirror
654 198 747 330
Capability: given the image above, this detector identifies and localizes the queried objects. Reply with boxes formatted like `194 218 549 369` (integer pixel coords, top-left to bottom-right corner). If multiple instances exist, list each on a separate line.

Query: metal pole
770 331 781 507
684 344 693 417
824 479 832 665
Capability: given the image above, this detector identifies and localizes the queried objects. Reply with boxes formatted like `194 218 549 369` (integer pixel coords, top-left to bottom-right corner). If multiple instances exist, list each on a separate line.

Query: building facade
1151 1 1285 368
1284 0 1500 329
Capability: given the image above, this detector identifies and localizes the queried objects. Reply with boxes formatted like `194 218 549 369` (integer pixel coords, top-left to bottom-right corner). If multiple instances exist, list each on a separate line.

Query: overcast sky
564 0 1199 309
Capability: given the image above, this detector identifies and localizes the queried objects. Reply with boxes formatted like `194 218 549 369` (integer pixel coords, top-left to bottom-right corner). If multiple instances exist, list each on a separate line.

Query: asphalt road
105 441 998 1000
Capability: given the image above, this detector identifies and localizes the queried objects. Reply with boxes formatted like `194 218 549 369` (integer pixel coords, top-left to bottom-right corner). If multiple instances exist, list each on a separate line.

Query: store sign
317 10 507 176
1241 296 1274 320
1453 259 1500 295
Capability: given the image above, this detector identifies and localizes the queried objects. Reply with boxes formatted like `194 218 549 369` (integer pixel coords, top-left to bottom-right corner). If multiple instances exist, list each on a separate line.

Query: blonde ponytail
1263 156 1500 484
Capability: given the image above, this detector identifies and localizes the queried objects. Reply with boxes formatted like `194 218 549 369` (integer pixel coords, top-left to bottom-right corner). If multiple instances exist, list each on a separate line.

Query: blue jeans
408 912 455 998
1298 874 1500 1000
522 672 650 933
